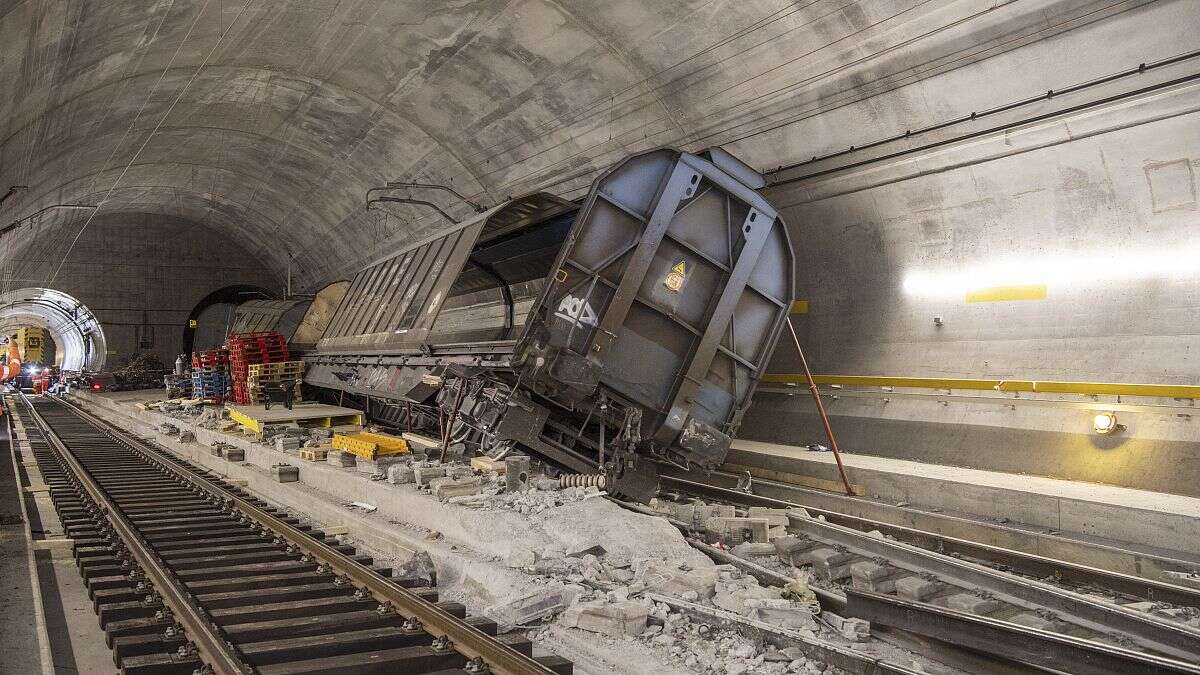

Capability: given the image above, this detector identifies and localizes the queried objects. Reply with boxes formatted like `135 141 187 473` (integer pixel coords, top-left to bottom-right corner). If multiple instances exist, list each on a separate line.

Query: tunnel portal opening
0 288 107 373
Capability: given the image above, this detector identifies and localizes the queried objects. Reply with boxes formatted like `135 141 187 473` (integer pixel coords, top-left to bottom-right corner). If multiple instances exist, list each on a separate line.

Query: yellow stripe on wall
790 300 809 314
965 284 1048 303
760 374 1200 399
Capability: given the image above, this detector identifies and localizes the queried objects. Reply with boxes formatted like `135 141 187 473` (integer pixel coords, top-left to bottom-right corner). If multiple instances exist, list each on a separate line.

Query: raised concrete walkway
728 439 1200 559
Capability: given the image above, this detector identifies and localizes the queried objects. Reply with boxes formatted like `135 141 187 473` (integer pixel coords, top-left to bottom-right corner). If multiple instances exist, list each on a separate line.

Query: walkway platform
725 439 1200 565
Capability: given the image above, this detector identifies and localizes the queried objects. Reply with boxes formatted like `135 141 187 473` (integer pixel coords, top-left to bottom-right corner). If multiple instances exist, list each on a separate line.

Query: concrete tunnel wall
1 0 1196 491
0 212 281 369
741 1 1200 495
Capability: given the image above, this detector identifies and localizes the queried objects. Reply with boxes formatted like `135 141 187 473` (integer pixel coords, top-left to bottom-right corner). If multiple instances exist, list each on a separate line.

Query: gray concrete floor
3 413 115 674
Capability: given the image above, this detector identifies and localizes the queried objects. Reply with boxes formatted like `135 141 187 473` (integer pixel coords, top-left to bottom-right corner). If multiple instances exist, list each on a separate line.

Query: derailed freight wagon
306 147 794 498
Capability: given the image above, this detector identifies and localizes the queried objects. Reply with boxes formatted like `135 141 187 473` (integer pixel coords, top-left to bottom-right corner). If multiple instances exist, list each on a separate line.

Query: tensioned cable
46 0 254 287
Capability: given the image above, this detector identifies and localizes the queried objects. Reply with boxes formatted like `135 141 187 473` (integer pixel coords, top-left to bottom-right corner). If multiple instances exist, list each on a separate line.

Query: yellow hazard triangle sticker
664 260 687 292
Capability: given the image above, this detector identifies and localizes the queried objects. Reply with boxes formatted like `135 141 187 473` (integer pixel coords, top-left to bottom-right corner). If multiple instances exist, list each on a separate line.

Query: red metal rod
439 378 468 463
785 316 854 496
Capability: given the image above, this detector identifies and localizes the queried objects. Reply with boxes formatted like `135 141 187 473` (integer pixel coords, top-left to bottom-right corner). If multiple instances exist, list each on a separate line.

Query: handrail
761 374 1200 399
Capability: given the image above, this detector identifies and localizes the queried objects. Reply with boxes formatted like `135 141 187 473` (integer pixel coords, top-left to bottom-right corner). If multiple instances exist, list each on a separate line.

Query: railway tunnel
2 2 1199 674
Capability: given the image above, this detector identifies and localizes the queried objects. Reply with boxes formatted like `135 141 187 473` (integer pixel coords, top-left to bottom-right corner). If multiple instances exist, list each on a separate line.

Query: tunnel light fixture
1093 412 1121 435
902 244 1200 298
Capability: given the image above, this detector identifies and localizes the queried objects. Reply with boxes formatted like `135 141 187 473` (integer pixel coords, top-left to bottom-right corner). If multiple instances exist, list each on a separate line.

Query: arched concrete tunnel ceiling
2 1 1189 290
0 287 106 372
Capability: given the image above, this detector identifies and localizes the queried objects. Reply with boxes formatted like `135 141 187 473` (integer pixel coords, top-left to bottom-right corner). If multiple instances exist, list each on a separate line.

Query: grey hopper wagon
305 147 794 498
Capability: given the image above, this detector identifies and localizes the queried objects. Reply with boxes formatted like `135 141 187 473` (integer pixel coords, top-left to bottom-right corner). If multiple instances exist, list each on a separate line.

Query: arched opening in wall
181 285 273 354
0 288 107 372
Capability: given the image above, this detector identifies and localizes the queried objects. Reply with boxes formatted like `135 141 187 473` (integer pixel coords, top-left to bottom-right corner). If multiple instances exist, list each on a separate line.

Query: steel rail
845 589 1200 675
22 395 250 675
54 395 556 675
662 476 1200 662
788 516 1200 662
663 474 1200 606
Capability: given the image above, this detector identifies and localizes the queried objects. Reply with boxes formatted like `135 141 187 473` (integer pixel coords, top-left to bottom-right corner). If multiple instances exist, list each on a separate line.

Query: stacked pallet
247 361 304 405
228 332 289 404
190 349 231 401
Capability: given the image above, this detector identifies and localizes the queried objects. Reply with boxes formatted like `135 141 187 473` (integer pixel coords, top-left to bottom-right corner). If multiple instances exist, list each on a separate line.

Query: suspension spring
559 473 606 489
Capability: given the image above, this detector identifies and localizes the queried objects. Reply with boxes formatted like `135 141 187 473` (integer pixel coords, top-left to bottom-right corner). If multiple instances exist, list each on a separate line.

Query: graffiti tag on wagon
554 294 598 328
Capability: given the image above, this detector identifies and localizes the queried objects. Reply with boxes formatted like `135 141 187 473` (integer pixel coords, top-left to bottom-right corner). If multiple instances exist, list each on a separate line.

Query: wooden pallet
248 361 304 378
299 448 328 462
225 403 364 436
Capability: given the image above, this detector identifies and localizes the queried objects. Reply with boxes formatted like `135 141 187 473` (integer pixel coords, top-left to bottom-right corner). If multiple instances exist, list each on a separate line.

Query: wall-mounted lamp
1093 412 1124 435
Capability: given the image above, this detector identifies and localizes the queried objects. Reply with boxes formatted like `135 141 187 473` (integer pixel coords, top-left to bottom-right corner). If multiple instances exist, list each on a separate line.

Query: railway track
9 394 572 675
658 477 1200 675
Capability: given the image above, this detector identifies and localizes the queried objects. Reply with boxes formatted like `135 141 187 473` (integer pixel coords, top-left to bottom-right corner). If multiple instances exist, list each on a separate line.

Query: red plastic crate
228 332 289 404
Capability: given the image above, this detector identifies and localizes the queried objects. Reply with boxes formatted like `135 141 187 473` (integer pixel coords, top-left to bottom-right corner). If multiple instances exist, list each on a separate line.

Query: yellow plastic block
332 431 410 459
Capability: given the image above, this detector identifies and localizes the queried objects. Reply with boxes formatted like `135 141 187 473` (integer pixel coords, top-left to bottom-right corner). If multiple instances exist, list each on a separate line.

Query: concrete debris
178 430 195 443
747 507 790 528
225 447 245 462
821 612 870 641
347 501 377 513
158 423 179 435
387 463 415 484
356 455 408 475
712 583 779 614
271 464 298 483
393 550 436 587
745 600 818 630
559 599 648 637
414 464 446 487
275 435 301 452
706 516 771 544
730 542 777 558
486 586 573 629
505 547 537 569
638 560 719 600
326 450 356 467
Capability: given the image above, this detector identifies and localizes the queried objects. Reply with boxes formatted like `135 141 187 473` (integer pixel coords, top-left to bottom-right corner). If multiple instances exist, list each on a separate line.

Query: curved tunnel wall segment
0 288 107 372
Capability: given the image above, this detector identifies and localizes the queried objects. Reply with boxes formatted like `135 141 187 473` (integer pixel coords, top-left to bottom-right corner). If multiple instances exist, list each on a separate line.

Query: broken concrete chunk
486 587 568 629
414 465 447 487
729 542 776 559
773 536 816 565
357 454 408 475
822 612 870 641
712 584 779 614
393 551 436 587
504 547 537 569
745 600 819 630
387 463 415 485
800 547 854 580
559 600 648 637
747 507 790 528
430 476 482 500
271 464 298 483
225 447 245 462
639 560 719 600
706 516 770 544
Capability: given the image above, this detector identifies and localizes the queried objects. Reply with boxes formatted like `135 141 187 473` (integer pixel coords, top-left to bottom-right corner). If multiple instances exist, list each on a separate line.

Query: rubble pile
130 401 853 673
